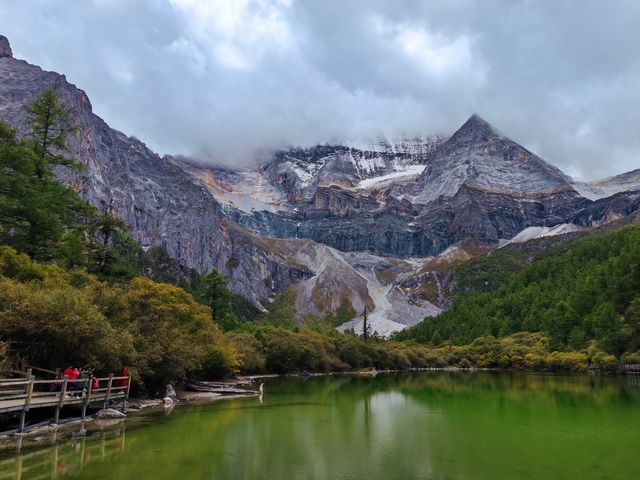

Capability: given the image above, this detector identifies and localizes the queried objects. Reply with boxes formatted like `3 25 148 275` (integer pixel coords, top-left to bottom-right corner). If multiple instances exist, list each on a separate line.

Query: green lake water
1 372 639 480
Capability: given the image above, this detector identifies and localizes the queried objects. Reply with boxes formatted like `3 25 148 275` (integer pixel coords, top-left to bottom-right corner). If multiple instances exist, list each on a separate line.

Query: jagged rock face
259 139 442 203
570 190 640 226
0 38 311 305
278 186 587 257
0 36 12 58
187 137 442 214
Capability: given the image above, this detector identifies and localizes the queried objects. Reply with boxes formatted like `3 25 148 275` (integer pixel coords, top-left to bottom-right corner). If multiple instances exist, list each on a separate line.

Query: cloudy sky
1 0 639 179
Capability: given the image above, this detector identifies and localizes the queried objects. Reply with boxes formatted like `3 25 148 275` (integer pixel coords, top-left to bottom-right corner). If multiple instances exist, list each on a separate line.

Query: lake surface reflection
1 372 639 480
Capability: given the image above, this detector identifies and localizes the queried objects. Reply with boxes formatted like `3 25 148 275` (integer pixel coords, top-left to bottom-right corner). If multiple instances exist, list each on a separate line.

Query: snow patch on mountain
501 223 582 246
358 164 426 189
342 136 444 155
349 153 387 175
281 156 327 187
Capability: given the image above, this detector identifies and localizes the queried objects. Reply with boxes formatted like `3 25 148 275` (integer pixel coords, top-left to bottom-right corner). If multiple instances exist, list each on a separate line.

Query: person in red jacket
63 366 81 393
118 366 129 387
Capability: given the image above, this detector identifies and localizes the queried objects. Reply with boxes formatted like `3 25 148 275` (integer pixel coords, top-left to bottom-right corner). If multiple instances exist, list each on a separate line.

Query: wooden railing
0 370 132 433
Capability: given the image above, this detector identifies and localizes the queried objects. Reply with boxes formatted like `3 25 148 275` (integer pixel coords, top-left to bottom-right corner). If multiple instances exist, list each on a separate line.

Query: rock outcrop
165 384 178 402
0 35 12 58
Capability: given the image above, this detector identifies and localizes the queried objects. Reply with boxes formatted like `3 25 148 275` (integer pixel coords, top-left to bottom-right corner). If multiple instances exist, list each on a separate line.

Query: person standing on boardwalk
63 366 75 380
118 366 128 387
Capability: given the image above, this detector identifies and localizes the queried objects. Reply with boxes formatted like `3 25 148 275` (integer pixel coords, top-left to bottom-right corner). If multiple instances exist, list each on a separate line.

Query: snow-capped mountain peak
409 114 577 204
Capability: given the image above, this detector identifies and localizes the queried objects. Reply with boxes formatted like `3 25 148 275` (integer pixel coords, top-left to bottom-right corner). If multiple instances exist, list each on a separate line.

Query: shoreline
240 365 621 380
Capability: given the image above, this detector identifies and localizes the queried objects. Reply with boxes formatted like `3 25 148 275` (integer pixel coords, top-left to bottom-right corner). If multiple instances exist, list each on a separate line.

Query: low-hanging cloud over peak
1 0 639 179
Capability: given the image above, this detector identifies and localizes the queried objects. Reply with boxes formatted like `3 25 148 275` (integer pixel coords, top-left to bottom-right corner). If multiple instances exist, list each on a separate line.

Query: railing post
80 437 86 468
55 376 68 424
17 354 26 373
19 375 34 433
82 377 93 421
51 444 59 478
120 423 126 455
121 374 132 413
103 374 113 409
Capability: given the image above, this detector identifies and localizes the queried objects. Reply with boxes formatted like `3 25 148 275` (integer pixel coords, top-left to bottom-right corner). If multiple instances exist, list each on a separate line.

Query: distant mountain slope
573 168 640 200
270 239 442 336
180 137 443 214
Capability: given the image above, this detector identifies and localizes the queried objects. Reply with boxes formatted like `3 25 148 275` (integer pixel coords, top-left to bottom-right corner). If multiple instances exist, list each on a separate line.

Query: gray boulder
95 408 126 419
165 384 178 401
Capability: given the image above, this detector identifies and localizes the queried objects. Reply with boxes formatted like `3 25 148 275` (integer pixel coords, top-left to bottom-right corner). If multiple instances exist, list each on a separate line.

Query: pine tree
0 92 83 259
362 307 370 342
93 201 128 274
26 89 78 178
201 270 239 330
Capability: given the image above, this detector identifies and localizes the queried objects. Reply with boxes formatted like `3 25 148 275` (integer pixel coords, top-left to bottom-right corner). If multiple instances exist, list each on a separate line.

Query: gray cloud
1 0 639 179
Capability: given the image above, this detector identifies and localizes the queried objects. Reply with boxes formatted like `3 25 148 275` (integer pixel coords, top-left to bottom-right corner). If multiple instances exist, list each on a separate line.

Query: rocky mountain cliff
0 35 312 307
1 34 639 335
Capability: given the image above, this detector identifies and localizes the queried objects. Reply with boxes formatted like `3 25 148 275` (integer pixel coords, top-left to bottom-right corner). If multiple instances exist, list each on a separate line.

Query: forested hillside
397 225 640 362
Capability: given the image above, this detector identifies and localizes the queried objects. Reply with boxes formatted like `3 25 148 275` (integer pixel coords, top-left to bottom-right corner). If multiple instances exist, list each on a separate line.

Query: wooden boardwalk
0 370 131 433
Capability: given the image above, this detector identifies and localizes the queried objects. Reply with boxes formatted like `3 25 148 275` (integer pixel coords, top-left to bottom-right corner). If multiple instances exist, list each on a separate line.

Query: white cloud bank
0 0 639 179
